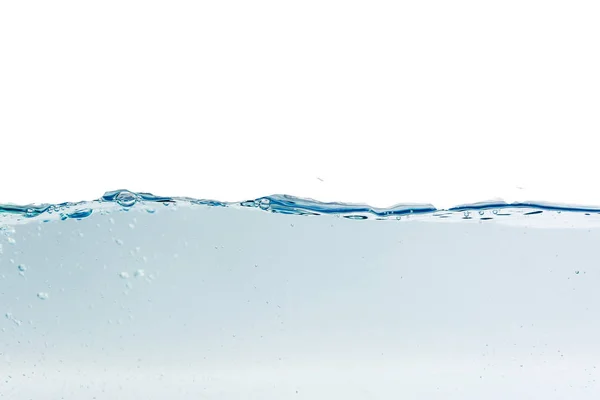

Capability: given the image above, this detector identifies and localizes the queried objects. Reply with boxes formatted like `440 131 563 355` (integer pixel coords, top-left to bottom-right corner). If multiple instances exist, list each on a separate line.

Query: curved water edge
1 189 600 224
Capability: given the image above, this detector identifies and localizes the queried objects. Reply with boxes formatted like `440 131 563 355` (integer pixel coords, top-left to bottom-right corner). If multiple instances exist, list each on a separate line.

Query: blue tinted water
1 190 600 399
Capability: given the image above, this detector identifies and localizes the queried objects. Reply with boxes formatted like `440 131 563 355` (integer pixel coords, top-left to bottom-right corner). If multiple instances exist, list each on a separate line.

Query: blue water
2 190 600 399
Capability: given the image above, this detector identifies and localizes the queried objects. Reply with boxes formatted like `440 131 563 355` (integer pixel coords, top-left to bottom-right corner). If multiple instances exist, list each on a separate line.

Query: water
2 190 600 399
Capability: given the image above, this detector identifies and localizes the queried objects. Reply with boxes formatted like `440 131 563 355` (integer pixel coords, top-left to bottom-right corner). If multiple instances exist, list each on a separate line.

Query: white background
1 1 599 209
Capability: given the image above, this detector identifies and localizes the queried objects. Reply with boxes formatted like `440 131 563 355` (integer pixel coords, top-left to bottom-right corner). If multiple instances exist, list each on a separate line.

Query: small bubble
109 218 115 225
114 238 123 246
128 223 135 229
5 313 21 326
116 191 138 208
575 271 580 275
37 292 49 300
7 237 16 245
134 269 145 278
125 282 133 289
119 272 130 279
17 264 27 273
478 210 484 216
463 211 471 218
493 209 499 215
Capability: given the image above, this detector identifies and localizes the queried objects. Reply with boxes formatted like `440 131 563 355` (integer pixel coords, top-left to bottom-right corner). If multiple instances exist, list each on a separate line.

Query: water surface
1 190 599 399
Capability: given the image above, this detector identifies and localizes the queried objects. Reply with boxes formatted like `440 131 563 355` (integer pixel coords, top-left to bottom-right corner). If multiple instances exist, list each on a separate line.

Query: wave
1 189 600 223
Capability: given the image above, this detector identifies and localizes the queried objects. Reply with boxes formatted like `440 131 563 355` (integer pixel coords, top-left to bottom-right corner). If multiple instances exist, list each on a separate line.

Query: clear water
2 190 600 399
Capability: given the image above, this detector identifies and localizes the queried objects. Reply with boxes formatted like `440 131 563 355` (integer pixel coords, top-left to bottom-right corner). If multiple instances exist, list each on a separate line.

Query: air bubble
114 238 124 246
37 292 49 300
258 198 271 210
7 237 16 245
134 269 145 278
116 191 138 208
119 272 130 279
17 264 27 274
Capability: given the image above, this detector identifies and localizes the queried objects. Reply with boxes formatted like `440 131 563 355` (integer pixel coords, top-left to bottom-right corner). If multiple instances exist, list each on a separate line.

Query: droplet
17 264 27 273
575 270 580 275
7 237 16 245
119 272 130 279
37 292 49 300
114 238 124 246
116 191 138 208
134 269 145 278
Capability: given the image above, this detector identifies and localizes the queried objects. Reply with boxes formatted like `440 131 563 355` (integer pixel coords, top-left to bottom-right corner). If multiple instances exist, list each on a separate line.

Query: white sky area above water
1 1 599 209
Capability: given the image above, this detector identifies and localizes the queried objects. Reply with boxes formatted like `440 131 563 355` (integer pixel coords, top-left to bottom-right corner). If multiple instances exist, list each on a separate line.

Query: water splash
2 189 600 225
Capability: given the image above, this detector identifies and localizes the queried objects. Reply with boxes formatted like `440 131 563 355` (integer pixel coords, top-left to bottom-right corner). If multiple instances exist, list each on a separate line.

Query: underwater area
1 190 600 399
